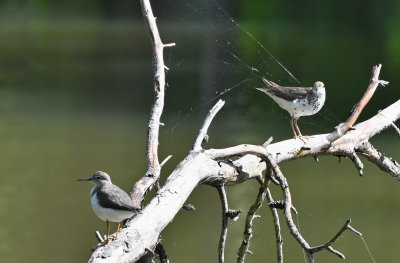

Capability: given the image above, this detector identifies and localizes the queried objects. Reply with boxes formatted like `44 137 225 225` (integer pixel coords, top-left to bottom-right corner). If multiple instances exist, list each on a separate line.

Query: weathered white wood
130 0 176 208
88 99 400 262
193 99 225 151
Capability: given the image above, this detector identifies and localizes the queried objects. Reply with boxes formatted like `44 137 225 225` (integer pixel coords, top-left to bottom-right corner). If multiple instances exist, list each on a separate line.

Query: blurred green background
0 0 399 262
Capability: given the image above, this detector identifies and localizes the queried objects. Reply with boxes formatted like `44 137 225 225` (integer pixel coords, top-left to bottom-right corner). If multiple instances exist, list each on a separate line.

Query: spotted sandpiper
77 171 140 244
256 78 326 138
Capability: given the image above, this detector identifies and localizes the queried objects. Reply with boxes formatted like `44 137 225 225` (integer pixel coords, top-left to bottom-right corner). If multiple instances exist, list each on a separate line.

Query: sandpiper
256 78 326 138
77 171 140 244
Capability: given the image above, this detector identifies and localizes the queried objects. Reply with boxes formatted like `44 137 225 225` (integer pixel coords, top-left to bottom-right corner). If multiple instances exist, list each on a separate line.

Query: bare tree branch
308 219 362 260
309 219 351 255
130 0 176 208
206 99 400 167
329 64 388 141
217 186 228 263
391 122 400 139
237 175 270 263
265 173 283 263
267 190 283 263
349 152 364 176
160 155 173 167
267 160 312 253
95 231 105 244
357 142 400 179
193 99 225 151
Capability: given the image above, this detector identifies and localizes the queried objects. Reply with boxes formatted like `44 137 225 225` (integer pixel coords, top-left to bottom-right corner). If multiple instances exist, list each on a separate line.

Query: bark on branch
130 0 176 208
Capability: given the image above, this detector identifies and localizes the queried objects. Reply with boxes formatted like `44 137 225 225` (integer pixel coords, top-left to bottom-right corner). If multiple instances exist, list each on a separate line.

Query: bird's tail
262 78 281 89
255 78 280 94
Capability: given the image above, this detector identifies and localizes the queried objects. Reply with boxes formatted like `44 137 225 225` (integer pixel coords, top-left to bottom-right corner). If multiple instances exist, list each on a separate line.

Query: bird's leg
101 220 111 245
290 118 298 138
113 222 121 241
294 118 303 137
294 118 307 142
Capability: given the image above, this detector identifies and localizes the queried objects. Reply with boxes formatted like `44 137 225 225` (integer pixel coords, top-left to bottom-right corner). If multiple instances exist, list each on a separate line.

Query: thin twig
263 137 273 147
237 176 270 263
357 141 400 179
193 99 225 151
329 64 388 142
95 231 104 243
217 185 229 263
160 155 173 167
309 219 362 259
347 225 362 236
130 0 174 207
349 152 364 176
309 219 351 253
268 160 311 251
392 122 400 139
266 170 283 263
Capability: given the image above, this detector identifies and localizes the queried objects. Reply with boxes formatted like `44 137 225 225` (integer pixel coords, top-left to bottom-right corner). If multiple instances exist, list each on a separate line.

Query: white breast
90 192 135 222
270 90 326 118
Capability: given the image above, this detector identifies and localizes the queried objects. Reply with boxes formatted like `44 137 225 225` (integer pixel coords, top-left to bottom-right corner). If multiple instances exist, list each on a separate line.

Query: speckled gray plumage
257 78 312 101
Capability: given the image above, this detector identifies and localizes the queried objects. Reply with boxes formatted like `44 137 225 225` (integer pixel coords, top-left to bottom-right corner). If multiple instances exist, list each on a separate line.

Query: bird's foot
101 238 111 245
294 135 306 143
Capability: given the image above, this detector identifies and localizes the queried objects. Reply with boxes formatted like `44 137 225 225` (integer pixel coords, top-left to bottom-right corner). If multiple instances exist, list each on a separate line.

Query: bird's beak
77 177 92 182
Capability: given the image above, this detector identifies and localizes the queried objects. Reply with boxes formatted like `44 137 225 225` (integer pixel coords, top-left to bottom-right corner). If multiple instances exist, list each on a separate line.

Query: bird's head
77 171 112 186
312 81 325 95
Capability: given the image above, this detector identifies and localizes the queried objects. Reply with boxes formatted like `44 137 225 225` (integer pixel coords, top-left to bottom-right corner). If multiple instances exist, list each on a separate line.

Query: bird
256 78 326 139
77 171 140 244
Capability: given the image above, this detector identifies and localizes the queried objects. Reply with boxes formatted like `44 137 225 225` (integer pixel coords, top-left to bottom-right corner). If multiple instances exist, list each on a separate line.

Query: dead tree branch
349 152 364 176
193 99 225 151
217 186 229 263
237 174 270 263
308 219 354 257
357 142 400 178
392 122 400 139
266 187 283 263
329 64 388 141
130 0 176 208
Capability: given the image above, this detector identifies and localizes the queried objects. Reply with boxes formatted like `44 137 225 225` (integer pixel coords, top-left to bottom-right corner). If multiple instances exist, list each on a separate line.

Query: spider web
152 3 379 262
155 0 340 137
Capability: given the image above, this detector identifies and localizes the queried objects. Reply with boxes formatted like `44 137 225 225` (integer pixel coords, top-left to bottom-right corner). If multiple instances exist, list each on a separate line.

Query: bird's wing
96 186 139 211
258 78 311 101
